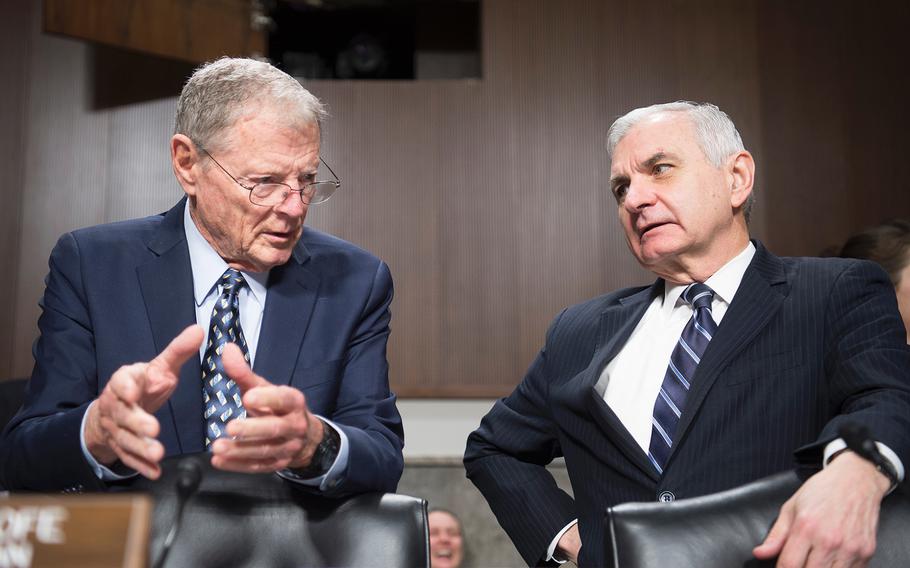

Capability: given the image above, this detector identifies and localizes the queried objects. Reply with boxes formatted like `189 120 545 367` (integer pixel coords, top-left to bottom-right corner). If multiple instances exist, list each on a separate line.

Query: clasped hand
752 451 890 567
84 325 324 479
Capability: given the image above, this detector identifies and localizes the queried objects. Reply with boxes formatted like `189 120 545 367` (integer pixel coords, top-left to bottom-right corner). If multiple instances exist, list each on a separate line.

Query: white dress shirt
184 201 268 366
602 243 755 452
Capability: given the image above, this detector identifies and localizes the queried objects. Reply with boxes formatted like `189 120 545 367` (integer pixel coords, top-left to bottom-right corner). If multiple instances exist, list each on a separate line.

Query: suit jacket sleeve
796 260 910 467
0 232 108 491
321 260 404 496
464 309 577 567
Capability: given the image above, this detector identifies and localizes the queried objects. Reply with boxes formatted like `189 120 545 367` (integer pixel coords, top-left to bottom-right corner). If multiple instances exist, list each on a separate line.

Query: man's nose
275 190 307 217
623 179 656 211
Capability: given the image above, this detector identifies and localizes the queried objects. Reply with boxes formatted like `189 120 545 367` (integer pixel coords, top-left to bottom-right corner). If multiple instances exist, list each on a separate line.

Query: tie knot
219 268 247 295
682 283 714 310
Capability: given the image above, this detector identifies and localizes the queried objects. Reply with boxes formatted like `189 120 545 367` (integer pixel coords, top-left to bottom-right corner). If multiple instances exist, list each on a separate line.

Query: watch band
289 420 341 479
838 423 899 490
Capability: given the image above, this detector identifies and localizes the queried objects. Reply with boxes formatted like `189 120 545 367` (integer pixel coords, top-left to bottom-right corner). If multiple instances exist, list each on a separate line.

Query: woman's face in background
429 511 464 568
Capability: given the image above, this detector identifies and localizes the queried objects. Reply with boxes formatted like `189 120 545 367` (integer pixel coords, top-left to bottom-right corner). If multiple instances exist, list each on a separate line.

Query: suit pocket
722 349 804 386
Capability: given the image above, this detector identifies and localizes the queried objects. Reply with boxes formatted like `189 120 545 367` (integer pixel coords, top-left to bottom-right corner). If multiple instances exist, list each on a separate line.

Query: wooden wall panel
0 0 33 380
757 1 910 257
2 0 907 397
840 3 910 246
756 4 852 257
12 23 112 376
305 0 765 396
43 0 266 63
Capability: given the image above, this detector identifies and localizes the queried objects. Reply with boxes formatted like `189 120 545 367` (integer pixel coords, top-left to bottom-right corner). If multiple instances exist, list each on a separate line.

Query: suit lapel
253 239 320 386
670 242 789 459
583 282 663 481
136 198 202 454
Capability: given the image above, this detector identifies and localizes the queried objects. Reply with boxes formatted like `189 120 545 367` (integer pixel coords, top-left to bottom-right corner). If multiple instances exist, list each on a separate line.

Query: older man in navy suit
465 102 910 567
0 58 404 495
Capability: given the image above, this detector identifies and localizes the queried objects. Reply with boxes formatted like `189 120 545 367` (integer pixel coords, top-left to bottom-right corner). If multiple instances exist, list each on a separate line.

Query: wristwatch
837 423 900 491
288 420 341 479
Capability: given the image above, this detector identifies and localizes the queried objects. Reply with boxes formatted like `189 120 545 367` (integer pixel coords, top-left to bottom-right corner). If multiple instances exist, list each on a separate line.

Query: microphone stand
152 459 203 568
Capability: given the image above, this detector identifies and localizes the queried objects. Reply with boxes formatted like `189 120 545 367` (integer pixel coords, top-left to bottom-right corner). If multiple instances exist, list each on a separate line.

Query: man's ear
171 134 201 197
727 150 755 209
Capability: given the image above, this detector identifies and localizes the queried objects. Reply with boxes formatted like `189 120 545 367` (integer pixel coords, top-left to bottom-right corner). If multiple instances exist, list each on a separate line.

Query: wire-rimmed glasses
201 148 341 207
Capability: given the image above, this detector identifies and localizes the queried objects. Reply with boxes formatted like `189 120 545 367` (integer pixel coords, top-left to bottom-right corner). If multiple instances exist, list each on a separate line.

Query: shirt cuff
823 438 905 486
276 416 349 491
79 401 139 481
546 519 578 564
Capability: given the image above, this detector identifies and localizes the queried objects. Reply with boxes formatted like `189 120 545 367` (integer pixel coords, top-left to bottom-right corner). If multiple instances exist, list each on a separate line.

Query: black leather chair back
128 453 428 568
605 471 910 567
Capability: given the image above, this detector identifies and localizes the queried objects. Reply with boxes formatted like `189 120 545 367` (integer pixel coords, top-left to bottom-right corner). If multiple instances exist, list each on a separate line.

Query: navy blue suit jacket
465 241 910 567
0 199 404 493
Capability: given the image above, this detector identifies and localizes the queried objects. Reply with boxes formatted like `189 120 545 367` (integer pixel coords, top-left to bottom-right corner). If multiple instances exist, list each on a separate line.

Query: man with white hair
466 101 910 567
0 58 404 495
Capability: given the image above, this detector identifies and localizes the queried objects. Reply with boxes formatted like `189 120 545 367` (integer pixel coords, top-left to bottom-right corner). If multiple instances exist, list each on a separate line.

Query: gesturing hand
209 343 325 473
84 325 204 479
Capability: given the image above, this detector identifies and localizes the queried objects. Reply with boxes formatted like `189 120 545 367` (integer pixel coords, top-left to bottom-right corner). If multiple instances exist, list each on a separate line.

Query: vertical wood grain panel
306 0 765 396
756 1 910 257
0 0 33 380
44 0 266 63
757 3 852 257
13 12 110 376
840 3 910 244
3 0 907 396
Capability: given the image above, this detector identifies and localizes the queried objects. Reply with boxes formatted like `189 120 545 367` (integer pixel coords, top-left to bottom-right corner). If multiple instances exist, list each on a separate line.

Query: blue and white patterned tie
648 283 717 474
202 268 251 446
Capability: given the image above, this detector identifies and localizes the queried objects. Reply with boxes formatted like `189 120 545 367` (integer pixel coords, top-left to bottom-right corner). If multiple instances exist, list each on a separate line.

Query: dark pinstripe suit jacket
464 241 910 567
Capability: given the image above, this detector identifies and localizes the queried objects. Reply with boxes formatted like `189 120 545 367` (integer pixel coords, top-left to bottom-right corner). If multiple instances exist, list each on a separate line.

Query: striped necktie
202 268 250 446
648 283 717 474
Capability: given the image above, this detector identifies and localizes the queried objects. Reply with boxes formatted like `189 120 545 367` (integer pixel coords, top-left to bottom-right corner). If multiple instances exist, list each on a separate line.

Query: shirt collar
183 200 269 307
662 241 756 311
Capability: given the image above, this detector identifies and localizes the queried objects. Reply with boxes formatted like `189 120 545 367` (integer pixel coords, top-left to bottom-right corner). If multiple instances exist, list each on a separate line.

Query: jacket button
657 491 675 502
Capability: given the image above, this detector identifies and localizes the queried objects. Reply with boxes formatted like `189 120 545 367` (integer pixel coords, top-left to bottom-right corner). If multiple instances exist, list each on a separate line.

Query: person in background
839 219 910 343
429 508 465 568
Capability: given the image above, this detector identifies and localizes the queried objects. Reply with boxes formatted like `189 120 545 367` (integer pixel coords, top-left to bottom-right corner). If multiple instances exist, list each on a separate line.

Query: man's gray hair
607 101 755 221
175 57 327 152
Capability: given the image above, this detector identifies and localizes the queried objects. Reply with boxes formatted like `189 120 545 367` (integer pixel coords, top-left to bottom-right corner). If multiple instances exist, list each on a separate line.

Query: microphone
152 459 203 568
175 459 203 499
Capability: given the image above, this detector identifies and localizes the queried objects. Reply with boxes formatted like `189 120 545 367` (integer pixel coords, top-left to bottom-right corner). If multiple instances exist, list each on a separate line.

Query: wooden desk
0 494 150 568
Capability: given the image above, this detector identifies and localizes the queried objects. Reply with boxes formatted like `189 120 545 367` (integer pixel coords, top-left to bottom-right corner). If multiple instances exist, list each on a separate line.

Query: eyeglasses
201 148 341 207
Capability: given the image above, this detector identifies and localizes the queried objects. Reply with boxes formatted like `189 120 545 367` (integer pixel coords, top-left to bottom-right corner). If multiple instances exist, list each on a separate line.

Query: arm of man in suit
465 310 578 567
0 233 101 491
210 261 404 494
754 260 910 566
320 260 403 494
0 233 201 490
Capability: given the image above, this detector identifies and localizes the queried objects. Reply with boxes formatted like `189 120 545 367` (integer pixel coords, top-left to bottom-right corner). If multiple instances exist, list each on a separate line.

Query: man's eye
653 164 672 175
612 184 628 201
